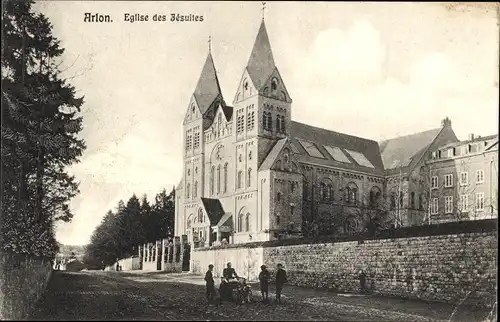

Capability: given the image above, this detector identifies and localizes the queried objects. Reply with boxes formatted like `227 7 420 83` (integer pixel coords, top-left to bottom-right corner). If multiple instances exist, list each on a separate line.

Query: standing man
275 263 288 304
205 264 216 303
259 265 270 302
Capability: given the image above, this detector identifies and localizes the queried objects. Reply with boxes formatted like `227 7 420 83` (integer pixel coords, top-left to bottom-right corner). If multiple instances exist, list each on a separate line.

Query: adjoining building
174 19 498 247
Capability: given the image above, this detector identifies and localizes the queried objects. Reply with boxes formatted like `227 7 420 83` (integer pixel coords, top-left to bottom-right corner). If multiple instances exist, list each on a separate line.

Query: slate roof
221 105 234 121
200 198 225 225
246 20 276 91
193 52 223 114
259 138 288 171
378 128 442 173
289 121 385 175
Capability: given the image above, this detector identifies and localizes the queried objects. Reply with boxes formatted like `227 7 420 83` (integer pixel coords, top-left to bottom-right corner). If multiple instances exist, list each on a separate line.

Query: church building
174 18 497 247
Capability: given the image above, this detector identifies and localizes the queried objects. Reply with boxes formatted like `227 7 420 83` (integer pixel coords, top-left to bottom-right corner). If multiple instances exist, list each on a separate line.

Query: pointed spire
193 50 222 114
246 20 276 90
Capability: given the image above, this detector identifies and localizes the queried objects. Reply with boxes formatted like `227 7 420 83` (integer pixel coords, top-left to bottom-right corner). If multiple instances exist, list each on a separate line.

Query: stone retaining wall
192 229 497 307
0 252 53 320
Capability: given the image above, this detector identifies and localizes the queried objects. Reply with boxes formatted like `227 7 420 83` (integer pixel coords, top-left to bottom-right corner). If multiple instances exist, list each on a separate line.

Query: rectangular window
444 174 453 188
323 145 351 163
459 194 469 212
460 172 468 186
193 131 200 149
236 110 245 134
431 176 438 189
247 110 255 130
476 169 484 183
445 196 453 214
344 149 375 168
297 139 325 159
447 148 454 157
476 193 484 211
431 198 438 215
185 132 192 151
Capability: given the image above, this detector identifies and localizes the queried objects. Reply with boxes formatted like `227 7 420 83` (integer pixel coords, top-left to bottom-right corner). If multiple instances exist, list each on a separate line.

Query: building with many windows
174 19 498 247
424 134 498 223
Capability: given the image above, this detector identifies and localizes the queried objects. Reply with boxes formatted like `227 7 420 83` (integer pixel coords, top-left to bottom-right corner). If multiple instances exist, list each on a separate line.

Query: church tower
232 19 293 189
177 48 224 237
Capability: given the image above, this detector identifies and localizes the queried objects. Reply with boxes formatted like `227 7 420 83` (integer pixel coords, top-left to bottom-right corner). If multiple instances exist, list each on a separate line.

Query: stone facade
191 226 497 307
424 135 498 223
174 16 499 249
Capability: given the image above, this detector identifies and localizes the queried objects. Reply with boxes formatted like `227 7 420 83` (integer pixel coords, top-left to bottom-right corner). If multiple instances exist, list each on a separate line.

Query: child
275 263 288 304
258 265 270 302
205 264 216 303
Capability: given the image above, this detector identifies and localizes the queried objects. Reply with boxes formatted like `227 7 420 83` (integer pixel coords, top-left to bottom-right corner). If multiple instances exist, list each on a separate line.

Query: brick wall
192 223 497 307
0 252 53 320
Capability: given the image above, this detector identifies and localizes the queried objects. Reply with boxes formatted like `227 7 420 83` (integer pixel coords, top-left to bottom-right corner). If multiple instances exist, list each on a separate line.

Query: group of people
204 262 288 304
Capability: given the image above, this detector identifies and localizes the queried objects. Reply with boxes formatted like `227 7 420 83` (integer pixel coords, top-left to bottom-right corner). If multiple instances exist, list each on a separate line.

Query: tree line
1 0 85 258
83 188 175 268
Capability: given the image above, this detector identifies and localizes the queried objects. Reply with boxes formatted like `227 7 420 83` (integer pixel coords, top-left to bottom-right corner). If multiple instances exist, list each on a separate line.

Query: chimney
441 117 451 128
468 133 475 141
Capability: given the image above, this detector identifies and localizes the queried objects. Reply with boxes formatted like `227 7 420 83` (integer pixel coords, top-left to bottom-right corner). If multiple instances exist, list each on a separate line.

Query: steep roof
246 20 276 90
259 138 288 171
378 128 442 172
221 105 234 121
193 52 223 114
289 121 385 175
200 198 225 225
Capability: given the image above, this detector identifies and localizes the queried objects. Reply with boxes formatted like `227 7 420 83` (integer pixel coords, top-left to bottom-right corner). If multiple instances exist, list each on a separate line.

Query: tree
1 0 86 257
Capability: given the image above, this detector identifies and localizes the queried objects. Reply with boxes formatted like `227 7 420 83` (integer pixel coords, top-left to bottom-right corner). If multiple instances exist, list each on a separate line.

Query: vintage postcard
1 1 498 321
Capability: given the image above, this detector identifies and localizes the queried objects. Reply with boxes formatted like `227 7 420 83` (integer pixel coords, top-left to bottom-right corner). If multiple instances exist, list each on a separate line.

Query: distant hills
57 244 86 258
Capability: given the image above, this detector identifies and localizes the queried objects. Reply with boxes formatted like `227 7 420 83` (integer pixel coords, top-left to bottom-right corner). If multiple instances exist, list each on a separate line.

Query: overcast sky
34 1 499 245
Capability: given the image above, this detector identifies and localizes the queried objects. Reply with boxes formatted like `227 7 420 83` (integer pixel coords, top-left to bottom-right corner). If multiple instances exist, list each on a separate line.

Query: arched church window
210 166 215 195
346 182 358 205
280 91 286 101
247 168 252 187
263 87 269 96
217 165 221 194
267 113 272 131
277 192 281 201
194 181 198 198
238 213 244 232
245 213 250 232
237 171 243 189
186 183 191 199
249 151 252 160
271 78 279 91
198 209 203 223
276 114 281 132
191 104 195 114
223 163 228 193
218 114 222 126
320 183 326 201
263 112 268 130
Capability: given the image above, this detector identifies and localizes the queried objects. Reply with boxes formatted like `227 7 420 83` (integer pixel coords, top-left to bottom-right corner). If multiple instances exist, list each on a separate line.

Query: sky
33 1 499 245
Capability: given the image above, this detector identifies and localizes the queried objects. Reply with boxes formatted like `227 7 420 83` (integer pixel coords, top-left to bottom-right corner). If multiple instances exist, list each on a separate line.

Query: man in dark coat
205 264 216 303
259 265 270 302
275 263 288 304
222 262 238 280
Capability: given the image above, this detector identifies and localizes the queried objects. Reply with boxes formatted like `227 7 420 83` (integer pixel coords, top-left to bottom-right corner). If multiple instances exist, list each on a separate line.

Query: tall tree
1 0 86 257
